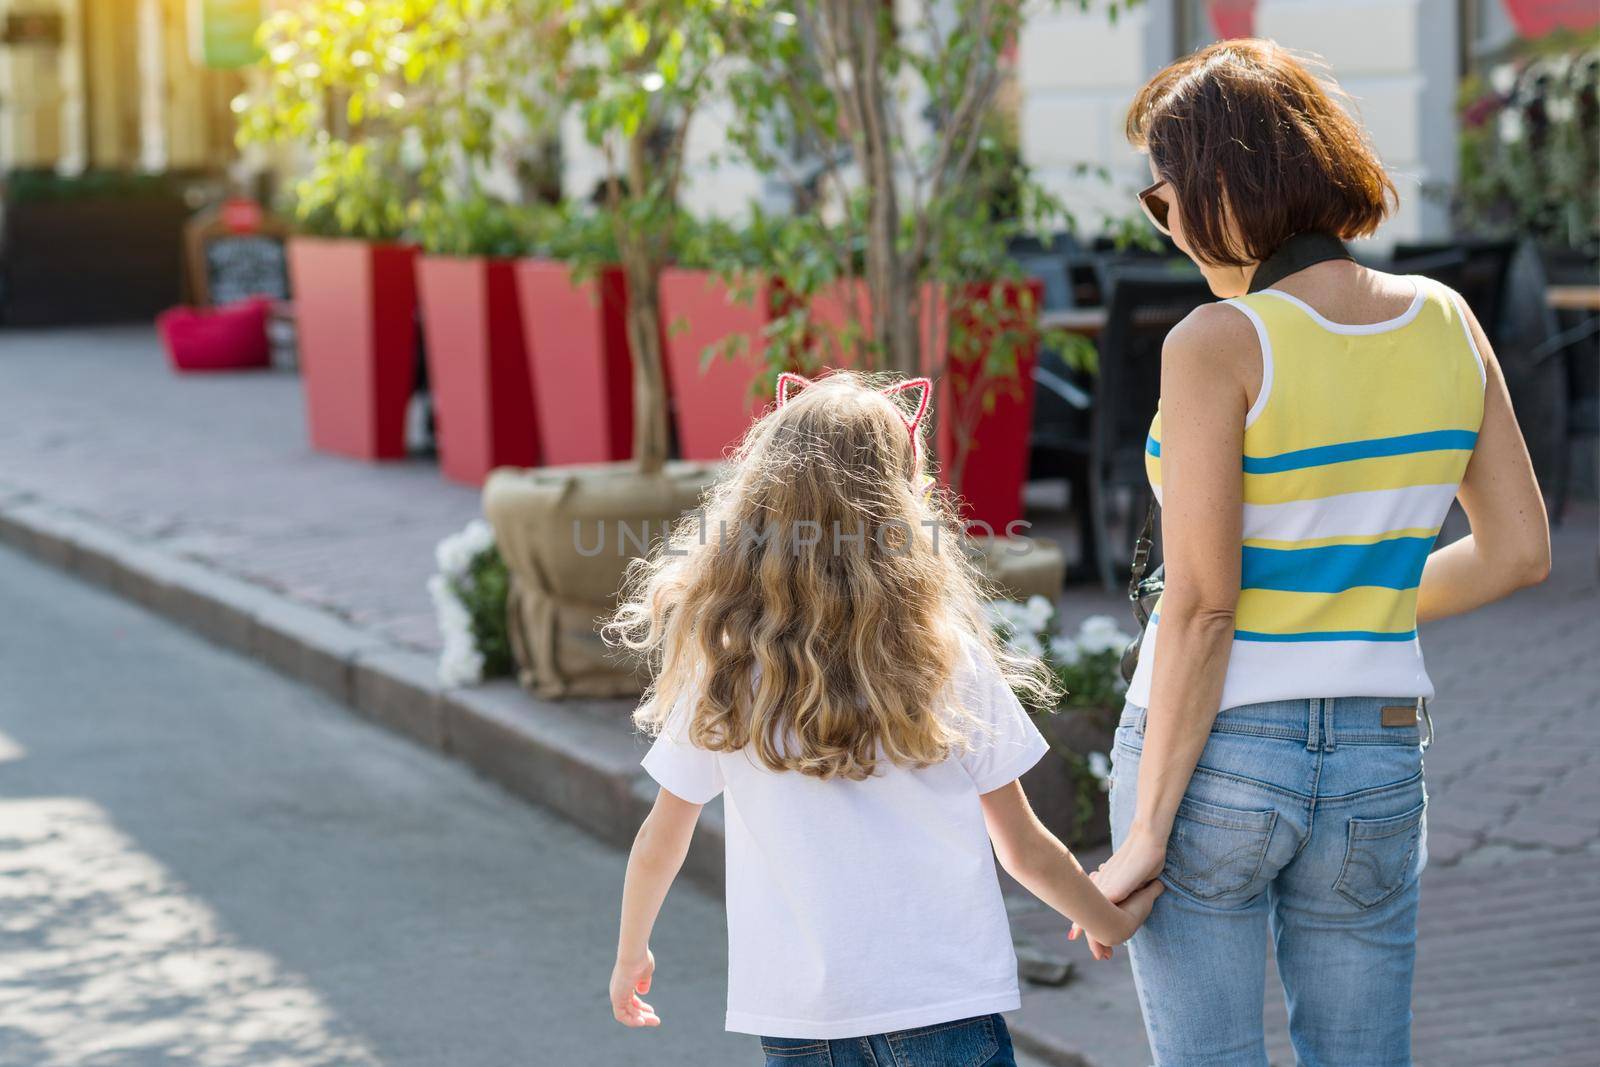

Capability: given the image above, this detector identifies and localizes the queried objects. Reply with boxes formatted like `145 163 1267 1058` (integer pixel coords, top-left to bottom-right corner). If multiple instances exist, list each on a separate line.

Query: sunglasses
1137 179 1172 235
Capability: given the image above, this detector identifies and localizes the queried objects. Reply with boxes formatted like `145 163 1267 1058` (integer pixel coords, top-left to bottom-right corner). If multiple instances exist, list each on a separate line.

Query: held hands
1069 831 1169 960
610 949 660 1028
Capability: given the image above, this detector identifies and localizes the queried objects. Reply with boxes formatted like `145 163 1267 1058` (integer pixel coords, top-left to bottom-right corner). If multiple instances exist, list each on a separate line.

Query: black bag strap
1128 496 1159 626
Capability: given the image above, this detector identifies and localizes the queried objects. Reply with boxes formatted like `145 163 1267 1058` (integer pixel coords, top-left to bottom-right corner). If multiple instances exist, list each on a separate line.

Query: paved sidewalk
0 328 478 652
3 327 1597 1064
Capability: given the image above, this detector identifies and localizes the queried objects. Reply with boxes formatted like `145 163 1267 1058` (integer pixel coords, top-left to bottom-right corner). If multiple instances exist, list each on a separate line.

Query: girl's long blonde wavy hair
604 370 1059 781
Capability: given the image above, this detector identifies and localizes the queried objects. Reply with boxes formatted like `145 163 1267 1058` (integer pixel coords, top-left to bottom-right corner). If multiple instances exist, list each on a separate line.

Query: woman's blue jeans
1110 697 1428 1067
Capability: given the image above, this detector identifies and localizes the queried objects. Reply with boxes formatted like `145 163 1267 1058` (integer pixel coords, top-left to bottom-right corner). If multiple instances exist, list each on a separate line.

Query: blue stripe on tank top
1239 536 1435 593
1240 429 1478 475
1145 429 1475 471
1148 613 1418 644
1233 627 1418 643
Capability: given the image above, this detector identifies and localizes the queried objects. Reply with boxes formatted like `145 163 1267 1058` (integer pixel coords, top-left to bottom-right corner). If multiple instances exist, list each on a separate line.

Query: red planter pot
157 298 272 372
658 268 781 462
807 278 1038 531
416 255 540 486
515 259 633 465
924 279 1042 533
287 237 418 460
806 279 873 370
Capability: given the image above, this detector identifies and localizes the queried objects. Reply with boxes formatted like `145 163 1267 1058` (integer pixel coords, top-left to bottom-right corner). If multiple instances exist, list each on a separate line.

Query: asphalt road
0 544 749 1067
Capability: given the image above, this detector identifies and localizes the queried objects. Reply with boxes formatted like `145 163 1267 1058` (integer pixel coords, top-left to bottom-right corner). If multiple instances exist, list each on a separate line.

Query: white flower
1547 95 1575 123
1490 62 1518 96
1498 108 1525 145
1049 635 1082 666
460 518 496 556
429 572 484 686
986 598 1030 634
1007 631 1044 660
435 518 495 581
1077 614 1132 655
1087 751 1111 790
1023 594 1055 633
438 642 484 688
435 535 470 580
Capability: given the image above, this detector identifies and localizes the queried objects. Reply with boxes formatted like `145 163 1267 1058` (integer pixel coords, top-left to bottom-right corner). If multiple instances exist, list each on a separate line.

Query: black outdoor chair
1085 265 1214 588
1007 231 1082 259
1028 338 1095 579
1494 241 1599 523
1394 239 1516 344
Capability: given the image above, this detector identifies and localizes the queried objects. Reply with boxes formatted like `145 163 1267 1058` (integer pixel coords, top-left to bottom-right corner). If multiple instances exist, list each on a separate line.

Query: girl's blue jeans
758 1013 1015 1066
1111 696 1429 1067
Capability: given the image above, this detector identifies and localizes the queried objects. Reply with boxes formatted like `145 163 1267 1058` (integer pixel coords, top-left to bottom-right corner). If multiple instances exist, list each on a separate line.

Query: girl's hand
610 949 660 1028
1069 831 1168 959
1085 877 1165 954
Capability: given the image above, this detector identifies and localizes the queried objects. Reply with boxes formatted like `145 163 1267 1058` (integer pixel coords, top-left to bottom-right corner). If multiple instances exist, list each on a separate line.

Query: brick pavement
2 326 1597 1064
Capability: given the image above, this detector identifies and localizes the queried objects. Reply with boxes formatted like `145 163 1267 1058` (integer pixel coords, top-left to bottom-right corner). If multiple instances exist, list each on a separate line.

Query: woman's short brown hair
1126 39 1397 267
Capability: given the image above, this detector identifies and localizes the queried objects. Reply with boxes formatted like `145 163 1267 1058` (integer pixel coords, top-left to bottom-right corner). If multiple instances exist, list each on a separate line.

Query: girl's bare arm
610 787 702 1028
979 779 1163 955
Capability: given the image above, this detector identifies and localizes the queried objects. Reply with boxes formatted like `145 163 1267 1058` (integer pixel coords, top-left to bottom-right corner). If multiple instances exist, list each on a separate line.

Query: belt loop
1305 699 1319 752
1323 697 1336 752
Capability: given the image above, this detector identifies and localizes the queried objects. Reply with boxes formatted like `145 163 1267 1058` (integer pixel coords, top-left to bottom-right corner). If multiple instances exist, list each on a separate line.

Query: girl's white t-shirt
640 634 1051 1040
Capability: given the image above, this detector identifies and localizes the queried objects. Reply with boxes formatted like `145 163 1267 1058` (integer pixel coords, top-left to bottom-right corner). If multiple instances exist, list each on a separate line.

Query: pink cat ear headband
775 372 932 464
775 373 934 495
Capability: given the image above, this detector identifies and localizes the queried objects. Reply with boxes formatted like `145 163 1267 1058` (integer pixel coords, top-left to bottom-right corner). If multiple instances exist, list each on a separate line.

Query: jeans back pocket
1334 800 1426 909
760 1037 833 1065
1162 794 1278 904
887 1014 1002 1067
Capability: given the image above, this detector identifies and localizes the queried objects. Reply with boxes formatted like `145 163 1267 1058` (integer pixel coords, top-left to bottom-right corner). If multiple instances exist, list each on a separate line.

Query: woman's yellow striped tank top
1126 276 1486 712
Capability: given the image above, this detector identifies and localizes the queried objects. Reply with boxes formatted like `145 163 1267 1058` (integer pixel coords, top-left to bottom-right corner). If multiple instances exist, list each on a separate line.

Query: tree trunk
621 246 670 475
847 0 918 376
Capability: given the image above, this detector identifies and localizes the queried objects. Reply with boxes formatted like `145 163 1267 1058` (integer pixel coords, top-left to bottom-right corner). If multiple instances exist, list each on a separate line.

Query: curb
0 492 1083 1067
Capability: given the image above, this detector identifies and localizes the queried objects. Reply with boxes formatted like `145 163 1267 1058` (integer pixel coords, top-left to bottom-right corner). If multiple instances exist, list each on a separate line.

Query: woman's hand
610 949 660 1027
1069 831 1168 959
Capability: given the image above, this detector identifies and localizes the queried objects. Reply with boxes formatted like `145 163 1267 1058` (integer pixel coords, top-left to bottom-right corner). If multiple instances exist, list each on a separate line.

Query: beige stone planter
967 533 1065 602
485 463 1061 701
483 461 719 700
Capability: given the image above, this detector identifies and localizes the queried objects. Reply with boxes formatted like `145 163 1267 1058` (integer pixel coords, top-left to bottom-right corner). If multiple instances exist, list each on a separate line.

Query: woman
1069 40 1551 1066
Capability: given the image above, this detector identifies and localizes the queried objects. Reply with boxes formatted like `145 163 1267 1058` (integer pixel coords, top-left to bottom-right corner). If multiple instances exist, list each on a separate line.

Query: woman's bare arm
1125 305 1252 846
1069 304 1253 954
1416 300 1551 623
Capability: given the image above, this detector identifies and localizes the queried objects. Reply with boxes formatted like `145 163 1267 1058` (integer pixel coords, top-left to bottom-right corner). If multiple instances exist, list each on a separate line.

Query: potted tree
415 194 543 484
238 0 538 462
715 3 1091 534
514 207 635 465
279 148 419 462
482 0 743 698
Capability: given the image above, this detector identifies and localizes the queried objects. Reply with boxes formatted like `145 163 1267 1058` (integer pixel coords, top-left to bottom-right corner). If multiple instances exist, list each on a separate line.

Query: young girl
604 370 1161 1064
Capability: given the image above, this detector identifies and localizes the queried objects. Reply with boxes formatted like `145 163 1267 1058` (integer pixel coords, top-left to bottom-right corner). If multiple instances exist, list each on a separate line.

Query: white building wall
1256 0 1458 247
560 95 772 220
1017 0 1460 252
1018 0 1176 235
